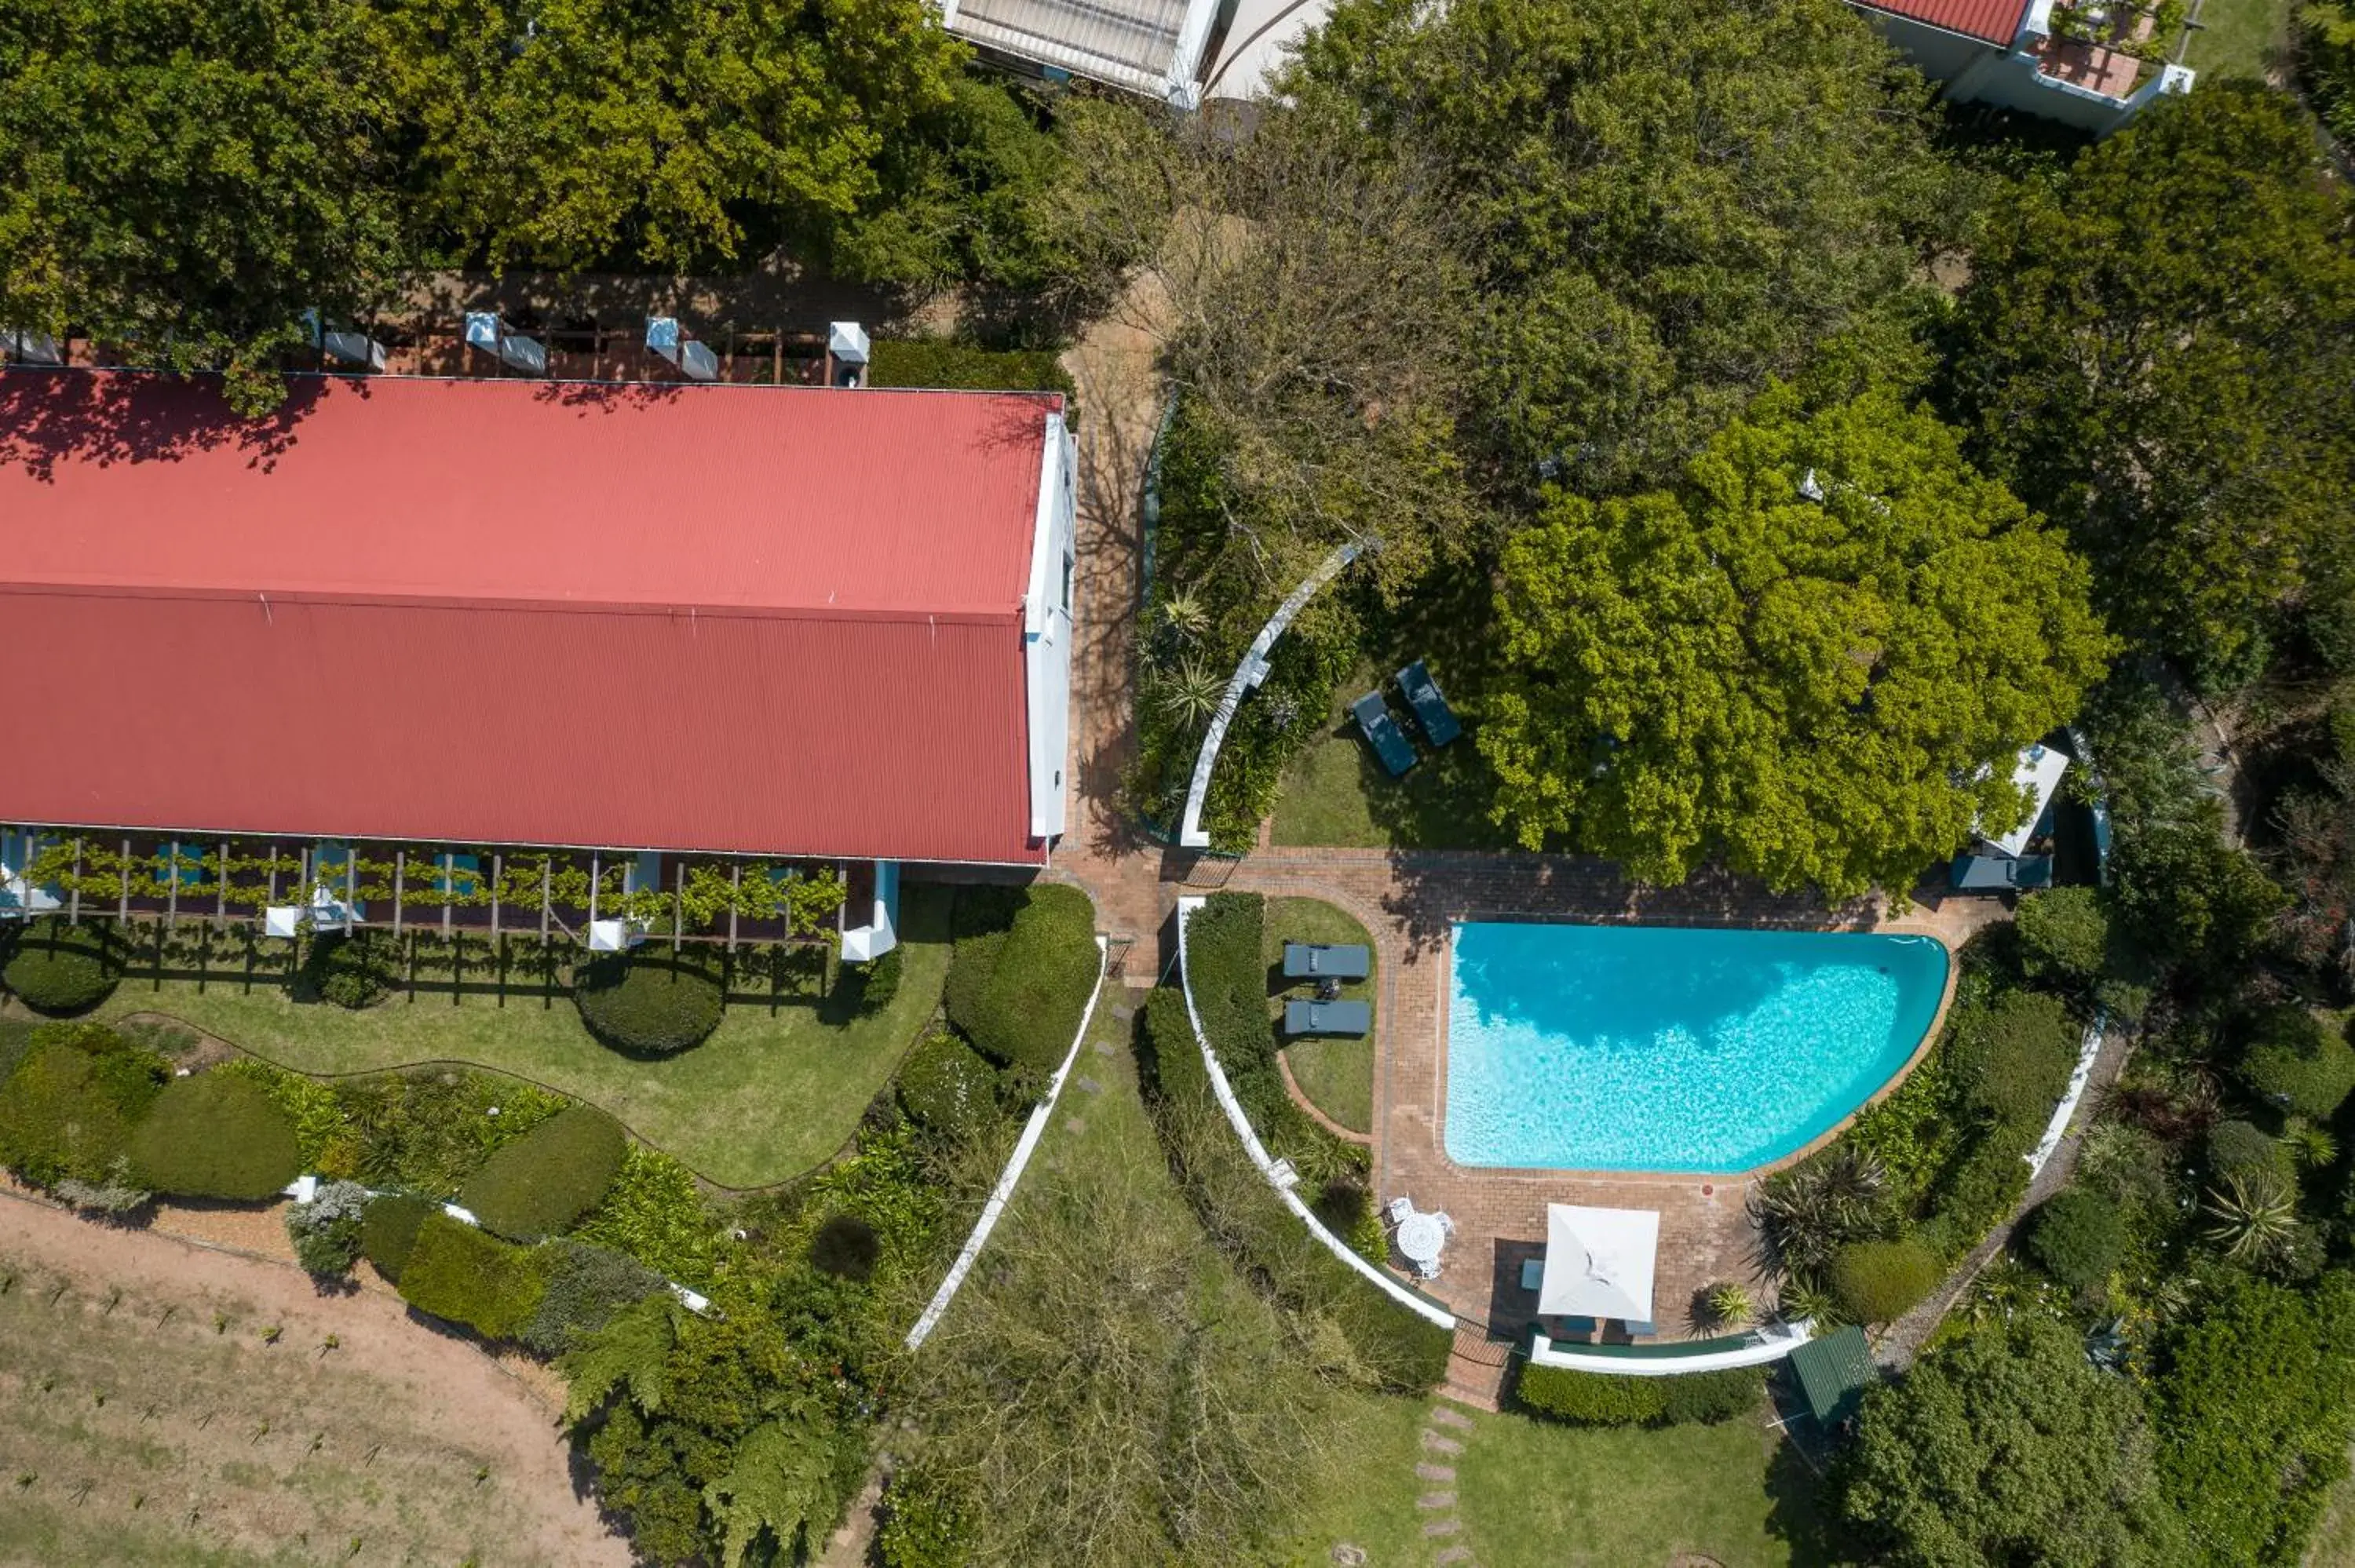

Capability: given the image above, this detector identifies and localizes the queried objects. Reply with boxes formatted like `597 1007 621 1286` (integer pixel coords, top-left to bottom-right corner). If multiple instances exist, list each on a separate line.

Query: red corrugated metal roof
0 368 1058 865
1852 0 2029 45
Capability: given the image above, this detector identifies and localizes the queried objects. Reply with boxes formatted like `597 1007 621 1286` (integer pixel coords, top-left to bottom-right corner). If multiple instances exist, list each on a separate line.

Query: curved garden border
1529 1319 1813 1376
1174 894 1455 1330
904 935 1110 1351
1175 540 1368 851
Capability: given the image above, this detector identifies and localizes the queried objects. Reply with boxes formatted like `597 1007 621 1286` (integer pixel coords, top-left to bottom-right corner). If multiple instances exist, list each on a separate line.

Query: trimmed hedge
1831 1238 1942 1326
575 950 725 1056
458 1104 627 1242
1141 987 1451 1393
361 1192 436 1284
2025 1188 2123 1292
896 1032 999 1142
2240 1007 2355 1120
2208 1118 2292 1182
128 1070 303 1200
397 1212 550 1338
1955 988 2081 1130
867 338 1078 407
301 929 400 1009
0 1023 166 1185
1517 1364 1765 1427
944 884 1098 1072
2 917 125 1015
857 946 904 1012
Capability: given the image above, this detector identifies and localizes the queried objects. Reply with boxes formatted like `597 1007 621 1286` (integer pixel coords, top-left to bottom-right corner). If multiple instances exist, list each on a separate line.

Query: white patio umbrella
1539 1204 1660 1325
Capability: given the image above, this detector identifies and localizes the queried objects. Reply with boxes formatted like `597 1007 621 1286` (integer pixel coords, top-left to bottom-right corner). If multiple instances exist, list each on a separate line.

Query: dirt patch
0 1189 629 1566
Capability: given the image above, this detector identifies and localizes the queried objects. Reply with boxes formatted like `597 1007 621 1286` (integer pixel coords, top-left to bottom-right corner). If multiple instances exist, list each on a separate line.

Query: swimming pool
1444 922 1949 1174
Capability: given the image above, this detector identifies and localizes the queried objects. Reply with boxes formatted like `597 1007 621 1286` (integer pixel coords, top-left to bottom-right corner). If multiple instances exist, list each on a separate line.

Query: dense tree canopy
1480 381 2112 896
1842 1316 2184 1566
1944 84 2355 686
1290 0 1959 494
0 0 412 413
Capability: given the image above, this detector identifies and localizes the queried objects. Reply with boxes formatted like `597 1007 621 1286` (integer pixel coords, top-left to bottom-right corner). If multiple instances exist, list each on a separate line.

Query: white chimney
465 311 547 376
827 321 871 388
645 316 719 382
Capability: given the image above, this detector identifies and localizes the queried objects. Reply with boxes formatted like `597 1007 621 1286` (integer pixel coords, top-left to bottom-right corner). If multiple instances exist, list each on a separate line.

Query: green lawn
1262 896 1376 1133
1280 1391 1835 1568
2308 1458 2355 1566
2183 0 2293 78
1269 680 1513 851
74 885 953 1189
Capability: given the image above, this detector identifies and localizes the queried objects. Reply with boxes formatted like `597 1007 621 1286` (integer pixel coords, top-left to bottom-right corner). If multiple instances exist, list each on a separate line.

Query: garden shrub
340 1069 570 1197
1518 1366 1668 1424
867 337 1078 403
1141 987 1452 1393
811 1213 882 1281
1830 1237 1941 1325
301 929 399 1008
574 949 725 1056
2209 1118 2292 1182
2240 1006 2355 1120
1660 1366 1767 1424
572 1144 723 1287
127 1070 302 1200
397 1212 550 1339
1955 987 2080 1129
360 1192 434 1283
896 1032 999 1142
520 1238 665 1355
2014 886 2111 990
857 946 904 1011
287 1179 371 1276
944 884 1098 1072
2025 1188 2123 1292
876 1468 973 1568
0 918 125 1015
458 1104 628 1242
0 1023 166 1185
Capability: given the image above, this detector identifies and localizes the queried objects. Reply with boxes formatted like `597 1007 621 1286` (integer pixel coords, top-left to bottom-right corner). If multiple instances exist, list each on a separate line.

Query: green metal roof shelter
1790 1325 1875 1428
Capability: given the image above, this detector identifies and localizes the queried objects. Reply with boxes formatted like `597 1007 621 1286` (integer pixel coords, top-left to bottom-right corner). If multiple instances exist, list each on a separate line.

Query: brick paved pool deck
1223 849 2003 1340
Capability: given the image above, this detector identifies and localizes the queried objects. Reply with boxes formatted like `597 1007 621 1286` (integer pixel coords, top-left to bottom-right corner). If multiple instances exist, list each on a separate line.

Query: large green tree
0 0 413 413
1481 382 2112 898
1943 84 2355 686
382 0 964 272
1842 1315 2184 1566
1289 0 1959 494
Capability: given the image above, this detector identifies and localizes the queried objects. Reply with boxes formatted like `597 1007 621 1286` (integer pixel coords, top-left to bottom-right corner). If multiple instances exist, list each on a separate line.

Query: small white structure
464 312 549 377
309 841 363 931
840 860 901 963
827 322 871 388
1200 0 1327 101
303 309 389 373
2 328 62 366
645 316 719 382
1954 741 2068 892
0 828 61 919
262 904 303 939
1539 1203 1659 1330
1024 411 1078 841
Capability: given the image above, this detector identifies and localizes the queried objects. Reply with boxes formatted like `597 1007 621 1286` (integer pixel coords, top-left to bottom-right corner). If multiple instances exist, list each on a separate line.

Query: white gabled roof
1981 742 2069 859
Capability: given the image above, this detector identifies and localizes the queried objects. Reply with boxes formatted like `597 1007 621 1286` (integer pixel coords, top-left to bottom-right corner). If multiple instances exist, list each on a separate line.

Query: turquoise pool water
1444 922 1949 1174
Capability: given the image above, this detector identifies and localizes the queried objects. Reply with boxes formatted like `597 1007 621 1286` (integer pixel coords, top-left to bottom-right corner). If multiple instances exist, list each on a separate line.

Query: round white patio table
1395 1212 1445 1271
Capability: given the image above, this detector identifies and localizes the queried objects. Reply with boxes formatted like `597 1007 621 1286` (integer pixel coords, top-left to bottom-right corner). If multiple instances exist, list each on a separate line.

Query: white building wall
1022 410 1077 844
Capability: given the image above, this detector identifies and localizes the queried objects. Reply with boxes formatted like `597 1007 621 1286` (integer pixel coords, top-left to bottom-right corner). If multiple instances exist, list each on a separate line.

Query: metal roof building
0 367 1076 868
944 0 1221 104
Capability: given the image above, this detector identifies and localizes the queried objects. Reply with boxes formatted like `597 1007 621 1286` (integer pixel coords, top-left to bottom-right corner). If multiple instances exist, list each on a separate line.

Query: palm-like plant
2202 1169 2302 1264
1158 590 1210 642
1776 1274 1841 1327
2285 1115 2339 1170
1752 1146 1888 1278
1703 1282 1754 1332
1158 661 1226 728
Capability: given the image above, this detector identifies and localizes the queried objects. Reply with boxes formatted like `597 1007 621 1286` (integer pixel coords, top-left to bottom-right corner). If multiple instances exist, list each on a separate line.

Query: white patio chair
1385 1197 1413 1226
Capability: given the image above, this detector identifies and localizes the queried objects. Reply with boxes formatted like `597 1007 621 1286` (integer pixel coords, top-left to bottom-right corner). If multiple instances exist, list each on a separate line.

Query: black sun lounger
1285 998 1373 1037
1396 659 1462 747
1352 692 1418 777
1283 942 1372 981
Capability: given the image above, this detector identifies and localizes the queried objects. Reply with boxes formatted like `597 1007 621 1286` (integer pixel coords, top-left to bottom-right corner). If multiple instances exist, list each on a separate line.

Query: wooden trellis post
165 843 177 928
673 861 684 953
491 852 502 942
345 854 356 928
728 862 741 951
442 851 454 939
266 842 279 908
392 849 404 938
118 838 130 921
539 860 552 944
588 852 600 929
216 841 229 926
68 838 82 927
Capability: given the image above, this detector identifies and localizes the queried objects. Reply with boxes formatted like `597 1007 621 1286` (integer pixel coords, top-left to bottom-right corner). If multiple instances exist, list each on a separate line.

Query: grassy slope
2182 0 2294 78
1269 673 1512 851
1262 895 1377 1133
79 885 951 1188
961 984 1825 1566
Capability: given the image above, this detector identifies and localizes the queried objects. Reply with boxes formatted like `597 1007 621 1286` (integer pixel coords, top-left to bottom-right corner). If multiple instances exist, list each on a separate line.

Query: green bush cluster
896 1033 1000 1142
811 1214 882 1282
2025 1189 2123 1292
520 1238 665 1356
1830 1238 1941 1326
458 1104 628 1242
128 1071 302 1200
574 949 725 1056
287 1180 371 1275
1955 987 2081 1129
943 884 1097 1072
360 1192 436 1283
2209 1118 2292 1182
1 918 126 1016
2301 1 2355 145
857 946 904 1011
0 1023 166 1186
571 1144 724 1289
1516 1364 1762 1427
330 1070 571 1196
301 930 399 1008
2240 1007 2355 1120
867 338 1078 404
1141 988 1451 1392
397 1212 550 1339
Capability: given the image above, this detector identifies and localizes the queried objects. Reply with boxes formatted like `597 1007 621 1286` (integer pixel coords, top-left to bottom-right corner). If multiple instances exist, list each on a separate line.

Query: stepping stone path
1397 1393 1485 1566
1094 1040 1115 1056
1076 1076 1104 1095
1111 1005 1134 1022
1064 1118 1086 1137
